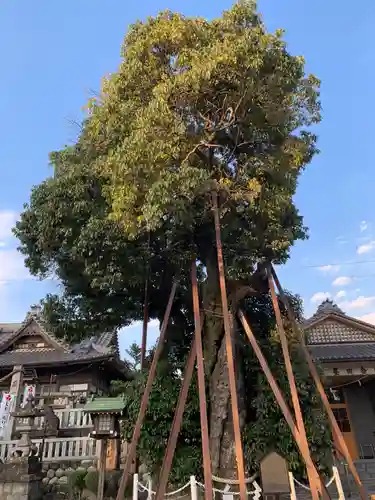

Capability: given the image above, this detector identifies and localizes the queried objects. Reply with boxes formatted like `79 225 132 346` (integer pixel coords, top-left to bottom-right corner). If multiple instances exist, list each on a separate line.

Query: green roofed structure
83 396 125 415
84 396 125 440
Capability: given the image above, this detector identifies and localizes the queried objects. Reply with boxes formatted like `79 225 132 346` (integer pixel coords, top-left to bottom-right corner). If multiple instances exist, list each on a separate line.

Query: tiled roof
309 342 375 362
305 299 375 362
306 319 375 344
0 307 121 368
0 349 109 368
0 323 21 333
305 299 345 324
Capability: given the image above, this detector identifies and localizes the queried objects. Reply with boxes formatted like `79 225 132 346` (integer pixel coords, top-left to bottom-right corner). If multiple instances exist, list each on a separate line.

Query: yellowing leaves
247 178 262 196
75 1 320 249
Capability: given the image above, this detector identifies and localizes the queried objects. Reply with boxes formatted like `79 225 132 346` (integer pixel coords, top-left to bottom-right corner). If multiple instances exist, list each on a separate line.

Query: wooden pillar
106 438 120 470
97 438 107 500
116 282 178 500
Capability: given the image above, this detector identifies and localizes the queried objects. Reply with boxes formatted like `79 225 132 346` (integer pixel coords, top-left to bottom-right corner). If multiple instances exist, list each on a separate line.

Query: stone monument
260 452 290 500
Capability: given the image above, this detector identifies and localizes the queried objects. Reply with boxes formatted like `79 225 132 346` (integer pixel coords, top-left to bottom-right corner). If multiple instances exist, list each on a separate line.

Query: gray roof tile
309 343 375 361
0 349 109 368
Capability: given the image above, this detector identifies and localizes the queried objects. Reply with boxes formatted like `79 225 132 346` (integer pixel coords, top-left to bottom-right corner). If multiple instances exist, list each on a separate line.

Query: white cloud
310 292 331 303
342 296 375 310
358 312 375 325
335 290 346 299
360 220 368 232
0 250 30 282
318 264 340 273
0 210 30 285
0 211 17 241
357 241 375 254
336 236 347 245
332 276 352 287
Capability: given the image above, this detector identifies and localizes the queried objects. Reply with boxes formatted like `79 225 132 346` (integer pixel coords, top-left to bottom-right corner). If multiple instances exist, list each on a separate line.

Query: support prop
238 310 329 500
140 276 149 370
153 262 214 500
267 266 322 499
116 281 178 500
154 335 197 500
140 233 151 370
191 261 214 500
97 439 107 500
212 191 247 500
270 265 367 500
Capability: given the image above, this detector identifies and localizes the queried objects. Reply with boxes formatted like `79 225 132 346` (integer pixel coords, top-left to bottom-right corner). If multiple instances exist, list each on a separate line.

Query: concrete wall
345 383 375 456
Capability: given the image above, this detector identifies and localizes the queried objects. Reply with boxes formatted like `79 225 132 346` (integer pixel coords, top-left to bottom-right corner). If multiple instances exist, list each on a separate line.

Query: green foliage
240 296 331 477
85 1 320 248
113 367 202 485
113 293 331 484
14 0 330 485
14 1 321 339
125 343 142 370
68 470 87 499
84 470 98 493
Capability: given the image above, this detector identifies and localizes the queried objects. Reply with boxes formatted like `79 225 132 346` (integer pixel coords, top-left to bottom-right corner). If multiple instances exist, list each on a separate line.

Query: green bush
68 470 87 497
84 470 98 493
84 469 136 498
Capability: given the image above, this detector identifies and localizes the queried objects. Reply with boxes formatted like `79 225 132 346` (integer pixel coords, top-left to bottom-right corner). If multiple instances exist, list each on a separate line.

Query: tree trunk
202 258 247 479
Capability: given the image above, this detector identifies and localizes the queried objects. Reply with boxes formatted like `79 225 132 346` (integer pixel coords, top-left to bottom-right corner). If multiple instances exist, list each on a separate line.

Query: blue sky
1 0 375 355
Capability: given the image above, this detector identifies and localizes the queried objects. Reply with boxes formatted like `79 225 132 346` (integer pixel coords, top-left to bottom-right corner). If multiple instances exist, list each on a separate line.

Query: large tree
14 1 331 482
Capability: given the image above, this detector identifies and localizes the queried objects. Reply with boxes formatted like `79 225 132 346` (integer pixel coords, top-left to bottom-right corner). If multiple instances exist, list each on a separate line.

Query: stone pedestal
260 452 290 500
0 456 44 500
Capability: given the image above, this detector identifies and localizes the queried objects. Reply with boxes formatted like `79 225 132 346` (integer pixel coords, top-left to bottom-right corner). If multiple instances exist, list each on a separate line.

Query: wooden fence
0 436 97 462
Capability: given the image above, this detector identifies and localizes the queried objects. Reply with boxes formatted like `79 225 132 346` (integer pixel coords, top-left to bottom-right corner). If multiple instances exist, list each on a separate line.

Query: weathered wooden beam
191 262 213 500
238 311 329 500
116 281 178 500
212 191 247 500
155 333 197 500
267 267 322 499
270 265 367 500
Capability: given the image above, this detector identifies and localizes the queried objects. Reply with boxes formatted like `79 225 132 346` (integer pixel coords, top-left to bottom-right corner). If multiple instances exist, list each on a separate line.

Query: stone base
0 457 44 500
0 480 43 500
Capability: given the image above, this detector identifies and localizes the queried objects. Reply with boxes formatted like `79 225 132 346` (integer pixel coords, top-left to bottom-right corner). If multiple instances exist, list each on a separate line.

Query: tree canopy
14 0 331 483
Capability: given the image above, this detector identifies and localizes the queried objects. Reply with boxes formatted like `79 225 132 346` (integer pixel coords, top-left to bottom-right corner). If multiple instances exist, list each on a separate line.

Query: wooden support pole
97 439 107 500
141 232 151 371
191 262 214 500
270 265 367 500
238 310 329 498
267 267 322 500
155 335 197 500
212 191 247 500
136 276 150 475
140 277 149 370
116 281 178 500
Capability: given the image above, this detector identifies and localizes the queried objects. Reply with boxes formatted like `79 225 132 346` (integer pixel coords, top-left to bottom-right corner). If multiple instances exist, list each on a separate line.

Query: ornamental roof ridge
24 305 70 352
315 299 345 317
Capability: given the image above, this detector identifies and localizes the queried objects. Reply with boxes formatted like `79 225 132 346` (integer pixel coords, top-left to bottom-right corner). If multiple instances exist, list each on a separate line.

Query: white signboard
0 392 13 438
